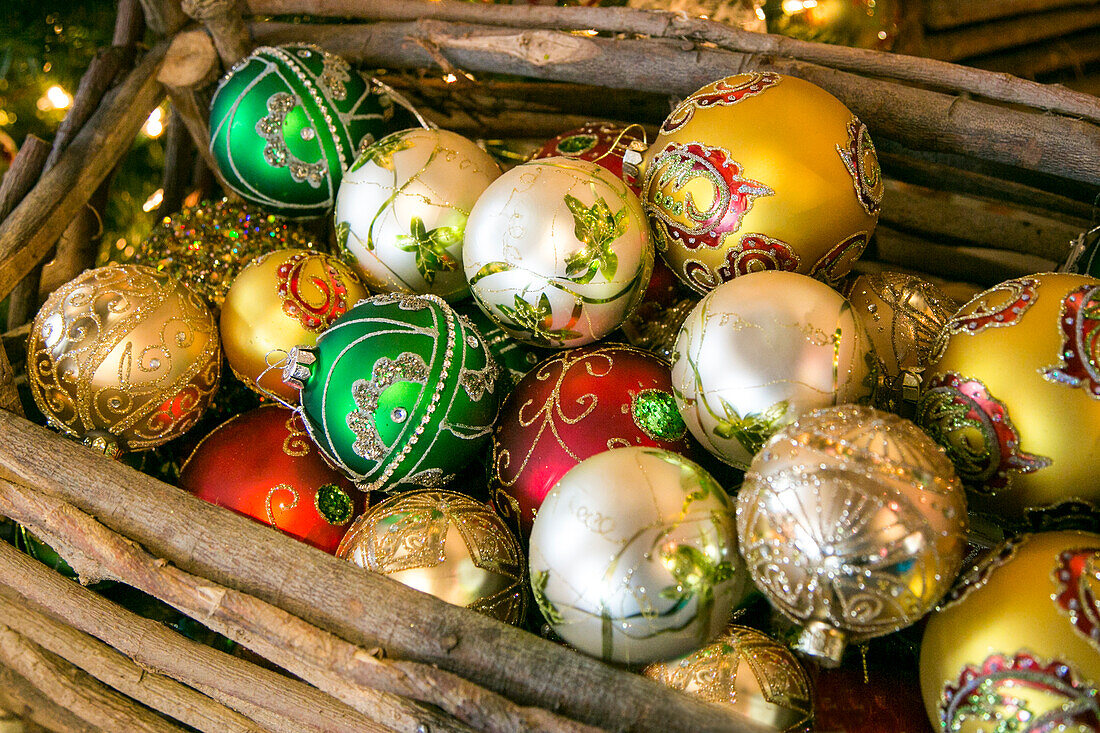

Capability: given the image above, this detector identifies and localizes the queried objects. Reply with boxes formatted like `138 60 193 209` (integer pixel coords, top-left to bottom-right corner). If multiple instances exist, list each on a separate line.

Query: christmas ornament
209 43 395 218
846 271 956 380
335 128 501 300
130 198 319 308
491 344 694 534
920 531 1100 733
737 405 968 666
626 0 766 31
464 156 654 348
179 404 361 554
532 122 645 192
281 293 502 492
916 273 1100 521
672 270 877 469
641 73 881 294
761 0 899 50
814 655 934 733
27 264 221 453
453 300 551 390
529 446 749 664
643 624 815 731
338 489 524 623
220 248 367 403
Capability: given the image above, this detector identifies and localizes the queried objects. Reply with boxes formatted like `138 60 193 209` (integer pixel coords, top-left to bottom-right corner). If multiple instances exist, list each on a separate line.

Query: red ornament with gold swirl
490 343 696 533
179 404 362 554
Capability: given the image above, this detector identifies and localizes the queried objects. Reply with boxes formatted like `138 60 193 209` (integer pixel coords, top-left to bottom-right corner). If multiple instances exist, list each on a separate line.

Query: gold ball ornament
761 0 900 50
337 489 525 624
27 264 222 452
916 273 1100 521
220 249 368 403
335 128 502 301
671 270 878 469
643 624 815 731
641 73 882 294
131 198 319 308
847 271 957 378
464 156 654 348
738 405 968 666
920 531 1100 733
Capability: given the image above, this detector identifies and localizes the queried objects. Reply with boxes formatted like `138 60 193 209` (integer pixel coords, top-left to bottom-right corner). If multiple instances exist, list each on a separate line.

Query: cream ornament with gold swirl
671 270 877 469
640 72 882 294
335 128 502 301
27 264 222 453
463 156 654 348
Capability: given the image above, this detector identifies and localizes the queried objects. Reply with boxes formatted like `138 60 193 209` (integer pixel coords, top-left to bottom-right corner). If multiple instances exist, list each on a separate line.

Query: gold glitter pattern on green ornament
631 389 687 441
129 198 319 307
315 483 354 525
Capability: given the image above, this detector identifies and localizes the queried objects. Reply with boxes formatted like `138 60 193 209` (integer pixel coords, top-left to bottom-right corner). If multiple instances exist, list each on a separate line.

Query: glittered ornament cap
209 43 395 219
281 292 502 493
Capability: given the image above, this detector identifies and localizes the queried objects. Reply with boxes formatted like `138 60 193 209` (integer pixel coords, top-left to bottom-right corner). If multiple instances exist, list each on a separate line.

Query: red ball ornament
491 344 695 533
532 122 644 192
180 404 362 553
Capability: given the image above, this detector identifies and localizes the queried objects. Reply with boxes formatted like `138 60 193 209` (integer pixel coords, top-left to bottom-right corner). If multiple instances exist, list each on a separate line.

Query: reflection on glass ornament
529 446 749 664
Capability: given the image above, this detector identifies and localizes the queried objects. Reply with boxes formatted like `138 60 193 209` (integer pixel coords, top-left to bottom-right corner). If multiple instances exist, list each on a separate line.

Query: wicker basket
0 1 1097 731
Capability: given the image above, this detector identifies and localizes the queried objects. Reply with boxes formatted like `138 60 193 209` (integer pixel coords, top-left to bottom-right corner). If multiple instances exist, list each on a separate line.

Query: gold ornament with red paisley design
920 273 1100 522
641 73 880 294
220 248 368 403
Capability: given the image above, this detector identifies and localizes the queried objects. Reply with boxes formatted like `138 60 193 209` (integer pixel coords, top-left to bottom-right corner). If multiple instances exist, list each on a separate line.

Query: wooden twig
252 20 1100 191
245 0 1100 125
159 30 228 194
0 624 186 733
0 42 167 303
971 29 1100 78
0 589 265 733
0 136 49 409
880 180 1084 262
0 546 406 733
878 151 1097 223
923 6 1100 61
923 0 1100 30
0 481 601 733
0 664 101 733
160 109 194 216
183 0 253 66
138 0 189 36
0 411 769 733
874 224 1057 285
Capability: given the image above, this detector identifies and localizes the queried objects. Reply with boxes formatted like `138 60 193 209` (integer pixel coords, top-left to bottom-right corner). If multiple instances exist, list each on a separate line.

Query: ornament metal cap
282 346 317 391
81 430 122 460
621 140 647 187
793 620 847 668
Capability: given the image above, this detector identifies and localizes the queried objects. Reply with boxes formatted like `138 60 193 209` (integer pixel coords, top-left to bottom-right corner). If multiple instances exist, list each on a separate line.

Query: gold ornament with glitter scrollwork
643 624 815 732
27 264 222 453
640 73 880 295
337 489 525 624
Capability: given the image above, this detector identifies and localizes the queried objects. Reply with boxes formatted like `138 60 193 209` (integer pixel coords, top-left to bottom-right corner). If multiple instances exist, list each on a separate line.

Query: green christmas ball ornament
282 293 503 492
453 299 552 391
209 43 396 219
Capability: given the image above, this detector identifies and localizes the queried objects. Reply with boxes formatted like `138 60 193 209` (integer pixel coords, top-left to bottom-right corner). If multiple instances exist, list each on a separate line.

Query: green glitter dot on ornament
282 292 503 493
208 44 397 219
316 483 355 525
632 388 687 441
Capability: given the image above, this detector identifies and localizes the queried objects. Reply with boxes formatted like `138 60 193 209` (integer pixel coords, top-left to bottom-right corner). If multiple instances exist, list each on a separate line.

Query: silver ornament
463 157 654 348
671 270 877 469
736 405 968 666
529 446 748 664
336 128 501 300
